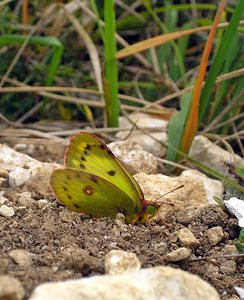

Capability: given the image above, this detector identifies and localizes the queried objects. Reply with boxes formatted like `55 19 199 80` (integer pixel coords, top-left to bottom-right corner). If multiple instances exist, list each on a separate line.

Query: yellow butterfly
50 132 160 223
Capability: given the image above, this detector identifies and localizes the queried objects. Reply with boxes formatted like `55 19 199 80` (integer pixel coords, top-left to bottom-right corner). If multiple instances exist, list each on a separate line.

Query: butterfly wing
50 168 138 224
64 132 143 212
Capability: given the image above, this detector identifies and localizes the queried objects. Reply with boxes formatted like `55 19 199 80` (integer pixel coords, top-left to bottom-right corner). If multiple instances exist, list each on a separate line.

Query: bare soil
0 145 243 299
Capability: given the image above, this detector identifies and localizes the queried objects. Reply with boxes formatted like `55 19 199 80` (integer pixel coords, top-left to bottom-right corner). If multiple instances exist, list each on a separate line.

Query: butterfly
50 132 160 224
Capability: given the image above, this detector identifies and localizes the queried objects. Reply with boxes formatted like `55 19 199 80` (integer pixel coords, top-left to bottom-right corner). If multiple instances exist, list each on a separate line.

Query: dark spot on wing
90 174 98 183
84 151 88 156
67 194 72 200
85 144 91 150
63 186 68 192
107 170 116 176
99 143 106 150
81 156 86 161
80 164 85 169
73 203 80 209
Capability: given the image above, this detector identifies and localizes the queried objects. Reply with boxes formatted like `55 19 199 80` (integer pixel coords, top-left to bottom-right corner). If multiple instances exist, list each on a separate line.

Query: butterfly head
132 201 160 224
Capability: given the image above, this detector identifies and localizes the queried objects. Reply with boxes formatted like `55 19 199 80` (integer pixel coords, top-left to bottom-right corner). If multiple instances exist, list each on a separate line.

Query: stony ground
0 145 243 299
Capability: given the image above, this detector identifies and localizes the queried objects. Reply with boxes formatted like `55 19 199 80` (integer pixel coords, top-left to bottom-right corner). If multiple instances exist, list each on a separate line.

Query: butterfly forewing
51 168 138 223
64 132 143 212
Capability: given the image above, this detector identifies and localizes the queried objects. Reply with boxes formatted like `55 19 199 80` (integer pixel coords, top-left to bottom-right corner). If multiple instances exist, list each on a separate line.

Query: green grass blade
0 34 63 86
142 0 186 83
104 0 119 127
209 36 240 123
199 2 244 123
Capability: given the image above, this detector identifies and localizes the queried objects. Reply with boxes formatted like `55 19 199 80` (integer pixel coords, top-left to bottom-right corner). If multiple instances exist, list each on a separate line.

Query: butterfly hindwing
50 168 138 223
64 132 143 212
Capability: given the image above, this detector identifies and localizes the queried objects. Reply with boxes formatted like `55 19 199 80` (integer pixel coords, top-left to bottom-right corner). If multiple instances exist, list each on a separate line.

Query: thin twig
189 253 244 262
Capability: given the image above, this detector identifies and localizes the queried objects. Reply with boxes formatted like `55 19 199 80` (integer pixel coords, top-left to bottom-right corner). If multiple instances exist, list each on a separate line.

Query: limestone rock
180 170 224 204
116 113 168 156
0 144 59 190
134 173 208 219
190 135 243 174
108 141 158 174
29 266 220 300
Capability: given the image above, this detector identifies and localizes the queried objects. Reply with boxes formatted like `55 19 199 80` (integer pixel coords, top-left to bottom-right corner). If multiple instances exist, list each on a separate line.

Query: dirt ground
0 145 243 299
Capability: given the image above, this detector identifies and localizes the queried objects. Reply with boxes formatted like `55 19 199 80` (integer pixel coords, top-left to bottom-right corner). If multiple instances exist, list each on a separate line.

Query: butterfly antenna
151 184 184 206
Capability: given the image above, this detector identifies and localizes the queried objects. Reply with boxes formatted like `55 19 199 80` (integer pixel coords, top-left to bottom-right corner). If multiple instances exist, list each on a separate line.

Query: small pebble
37 199 49 209
105 250 141 275
0 205 15 217
178 228 200 248
164 247 191 262
9 249 33 268
220 260 237 274
207 226 224 246
0 275 25 300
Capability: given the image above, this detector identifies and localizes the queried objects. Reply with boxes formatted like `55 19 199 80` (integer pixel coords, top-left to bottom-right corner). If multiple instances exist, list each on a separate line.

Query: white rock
0 275 25 300
0 144 60 189
0 144 38 170
105 250 141 275
178 228 200 248
0 205 15 217
29 266 220 300
180 170 224 204
108 141 158 174
190 136 243 174
224 197 244 227
206 227 224 246
164 247 191 262
234 286 244 299
24 163 61 196
9 167 32 187
116 113 168 156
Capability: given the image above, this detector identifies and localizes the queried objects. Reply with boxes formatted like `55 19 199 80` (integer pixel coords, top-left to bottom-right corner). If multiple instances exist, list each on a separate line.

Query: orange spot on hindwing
83 185 95 196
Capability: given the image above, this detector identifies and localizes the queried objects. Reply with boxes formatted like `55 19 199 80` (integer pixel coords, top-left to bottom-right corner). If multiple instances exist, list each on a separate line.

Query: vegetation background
0 0 243 181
